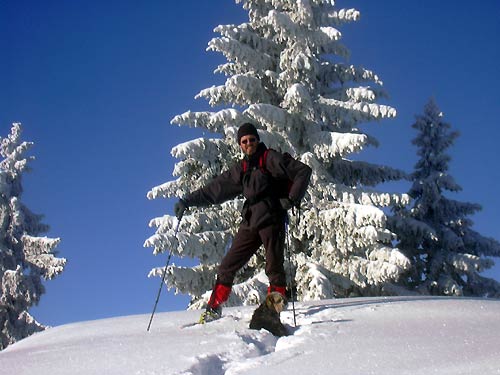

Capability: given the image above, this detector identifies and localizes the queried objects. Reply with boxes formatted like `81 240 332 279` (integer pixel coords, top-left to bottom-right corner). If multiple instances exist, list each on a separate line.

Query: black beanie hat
237 123 260 144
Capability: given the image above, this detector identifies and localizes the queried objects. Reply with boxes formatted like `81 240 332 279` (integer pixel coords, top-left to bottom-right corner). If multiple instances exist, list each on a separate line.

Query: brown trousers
217 221 286 287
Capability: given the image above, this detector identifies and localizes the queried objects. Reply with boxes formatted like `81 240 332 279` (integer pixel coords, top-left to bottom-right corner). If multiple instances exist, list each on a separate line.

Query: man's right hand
174 199 188 219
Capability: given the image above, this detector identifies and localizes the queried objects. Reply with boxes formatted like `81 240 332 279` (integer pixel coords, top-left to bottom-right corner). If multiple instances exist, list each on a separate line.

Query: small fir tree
0 123 66 350
146 0 410 308
389 99 500 297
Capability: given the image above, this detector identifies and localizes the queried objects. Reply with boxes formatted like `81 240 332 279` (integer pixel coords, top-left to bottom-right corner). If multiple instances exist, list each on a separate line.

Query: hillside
1 297 499 374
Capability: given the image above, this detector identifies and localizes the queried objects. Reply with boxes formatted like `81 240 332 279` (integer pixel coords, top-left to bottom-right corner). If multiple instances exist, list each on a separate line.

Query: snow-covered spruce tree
0 123 66 350
145 0 411 308
389 99 500 297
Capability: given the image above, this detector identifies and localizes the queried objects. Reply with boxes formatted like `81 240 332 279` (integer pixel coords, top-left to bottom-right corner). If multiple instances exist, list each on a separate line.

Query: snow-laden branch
171 109 249 134
171 137 227 162
243 103 294 132
214 23 281 56
319 62 383 86
149 263 218 298
307 130 368 161
315 7 361 26
208 37 274 72
318 96 396 123
196 74 271 106
22 235 65 279
145 230 232 264
313 181 410 208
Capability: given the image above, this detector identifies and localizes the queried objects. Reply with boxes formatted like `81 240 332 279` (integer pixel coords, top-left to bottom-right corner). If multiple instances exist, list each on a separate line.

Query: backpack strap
242 149 270 174
259 149 270 174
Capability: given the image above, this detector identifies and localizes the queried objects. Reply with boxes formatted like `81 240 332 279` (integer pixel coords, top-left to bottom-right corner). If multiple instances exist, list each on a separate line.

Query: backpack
241 149 293 199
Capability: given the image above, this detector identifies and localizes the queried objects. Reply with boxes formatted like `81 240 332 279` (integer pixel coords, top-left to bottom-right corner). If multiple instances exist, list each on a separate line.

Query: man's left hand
280 198 294 210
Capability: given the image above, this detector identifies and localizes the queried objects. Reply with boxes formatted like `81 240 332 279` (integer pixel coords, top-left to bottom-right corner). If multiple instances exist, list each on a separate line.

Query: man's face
240 135 258 156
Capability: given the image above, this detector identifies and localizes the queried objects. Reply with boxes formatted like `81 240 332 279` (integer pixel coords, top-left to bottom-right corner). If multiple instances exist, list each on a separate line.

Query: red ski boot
199 283 231 324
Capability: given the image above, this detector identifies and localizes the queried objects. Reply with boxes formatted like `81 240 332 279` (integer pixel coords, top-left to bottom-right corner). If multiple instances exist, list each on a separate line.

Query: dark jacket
184 143 312 229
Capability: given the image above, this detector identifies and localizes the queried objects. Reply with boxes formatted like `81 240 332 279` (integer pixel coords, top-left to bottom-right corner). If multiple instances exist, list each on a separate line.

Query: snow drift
1 297 500 374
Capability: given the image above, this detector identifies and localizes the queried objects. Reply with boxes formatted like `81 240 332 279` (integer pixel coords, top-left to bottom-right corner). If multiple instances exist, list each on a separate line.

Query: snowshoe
198 306 222 324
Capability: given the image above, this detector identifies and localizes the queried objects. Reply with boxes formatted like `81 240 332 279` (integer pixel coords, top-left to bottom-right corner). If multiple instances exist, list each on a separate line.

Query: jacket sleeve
183 163 243 207
266 150 312 203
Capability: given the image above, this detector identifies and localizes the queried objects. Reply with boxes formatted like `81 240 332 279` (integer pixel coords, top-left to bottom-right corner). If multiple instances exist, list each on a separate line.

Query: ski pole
147 217 182 332
284 214 297 327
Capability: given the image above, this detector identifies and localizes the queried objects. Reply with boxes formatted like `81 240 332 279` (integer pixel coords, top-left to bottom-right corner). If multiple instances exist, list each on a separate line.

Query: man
174 123 312 323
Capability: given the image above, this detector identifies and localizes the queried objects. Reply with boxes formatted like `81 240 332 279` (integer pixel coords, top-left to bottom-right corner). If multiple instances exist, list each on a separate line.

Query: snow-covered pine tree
389 99 500 297
145 0 411 308
0 123 66 350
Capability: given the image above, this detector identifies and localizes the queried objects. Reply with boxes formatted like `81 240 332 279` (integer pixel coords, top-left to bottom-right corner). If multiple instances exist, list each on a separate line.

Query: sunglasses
241 137 257 145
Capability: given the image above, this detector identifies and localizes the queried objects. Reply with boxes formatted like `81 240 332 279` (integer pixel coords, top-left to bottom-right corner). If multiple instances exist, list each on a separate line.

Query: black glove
279 198 294 210
174 199 188 219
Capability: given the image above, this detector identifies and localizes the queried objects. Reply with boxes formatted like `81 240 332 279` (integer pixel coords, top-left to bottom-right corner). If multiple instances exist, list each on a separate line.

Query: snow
2 297 500 374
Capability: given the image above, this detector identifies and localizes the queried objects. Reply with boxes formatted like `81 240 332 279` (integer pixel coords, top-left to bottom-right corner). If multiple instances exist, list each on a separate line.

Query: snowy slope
1 297 500 375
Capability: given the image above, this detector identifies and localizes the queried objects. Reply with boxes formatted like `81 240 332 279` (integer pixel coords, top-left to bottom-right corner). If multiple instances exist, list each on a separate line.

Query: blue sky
1 1 499 327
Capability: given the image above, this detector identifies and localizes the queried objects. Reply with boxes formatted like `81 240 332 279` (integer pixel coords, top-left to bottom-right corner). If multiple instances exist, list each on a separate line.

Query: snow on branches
1 123 66 350
146 0 413 306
